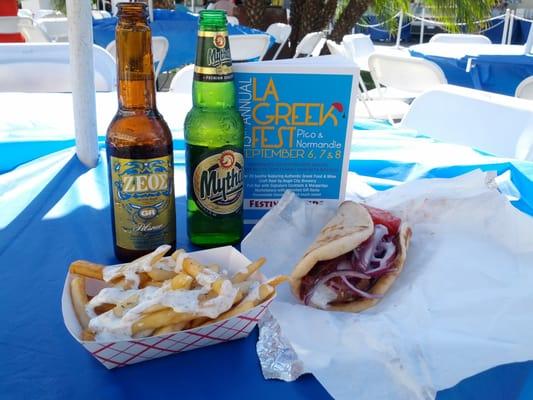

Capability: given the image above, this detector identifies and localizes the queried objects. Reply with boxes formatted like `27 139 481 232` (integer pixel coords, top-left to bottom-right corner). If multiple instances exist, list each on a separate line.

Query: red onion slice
337 260 352 271
317 270 371 283
304 270 379 304
366 267 398 278
365 241 397 276
340 276 383 299
356 224 389 270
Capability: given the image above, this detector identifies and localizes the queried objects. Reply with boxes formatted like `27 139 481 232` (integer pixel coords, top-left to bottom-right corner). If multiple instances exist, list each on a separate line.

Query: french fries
132 309 194 335
68 246 286 342
147 268 176 282
153 321 189 336
206 283 275 324
171 273 193 290
70 277 90 329
231 257 266 284
70 261 104 281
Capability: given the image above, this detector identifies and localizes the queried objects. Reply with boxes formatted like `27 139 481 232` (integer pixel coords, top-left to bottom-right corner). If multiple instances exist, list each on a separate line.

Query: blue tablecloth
409 44 533 96
93 9 273 72
2 121 533 399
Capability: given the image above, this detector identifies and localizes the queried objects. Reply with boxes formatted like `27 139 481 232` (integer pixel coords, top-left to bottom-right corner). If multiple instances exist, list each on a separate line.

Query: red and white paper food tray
62 246 274 369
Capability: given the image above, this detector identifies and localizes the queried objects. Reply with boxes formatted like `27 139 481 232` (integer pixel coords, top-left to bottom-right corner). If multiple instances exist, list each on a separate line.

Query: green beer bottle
184 10 244 247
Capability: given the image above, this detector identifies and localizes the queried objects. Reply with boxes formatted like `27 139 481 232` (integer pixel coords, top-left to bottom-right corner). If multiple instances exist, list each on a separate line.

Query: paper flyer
234 56 359 222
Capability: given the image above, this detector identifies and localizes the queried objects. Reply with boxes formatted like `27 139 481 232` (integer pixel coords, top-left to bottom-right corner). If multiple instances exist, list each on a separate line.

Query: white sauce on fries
240 281 261 302
87 277 238 342
195 269 220 286
102 245 172 288
173 252 187 273
156 257 176 272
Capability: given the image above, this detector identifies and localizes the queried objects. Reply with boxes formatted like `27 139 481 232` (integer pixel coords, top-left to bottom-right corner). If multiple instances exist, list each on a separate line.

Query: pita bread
290 201 411 312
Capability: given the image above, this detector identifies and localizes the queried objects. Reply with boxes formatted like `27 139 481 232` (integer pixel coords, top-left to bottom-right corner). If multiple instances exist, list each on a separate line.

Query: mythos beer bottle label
110 155 175 250
194 30 233 82
191 147 244 217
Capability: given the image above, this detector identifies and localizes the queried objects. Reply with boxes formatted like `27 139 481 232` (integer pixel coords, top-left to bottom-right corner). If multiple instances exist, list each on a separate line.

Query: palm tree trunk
319 0 338 31
301 0 322 39
245 0 266 29
289 0 305 55
329 0 371 42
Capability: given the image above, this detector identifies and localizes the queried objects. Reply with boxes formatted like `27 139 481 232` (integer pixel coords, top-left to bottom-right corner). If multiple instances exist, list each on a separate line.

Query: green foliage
52 0 67 14
52 0 99 15
336 0 498 34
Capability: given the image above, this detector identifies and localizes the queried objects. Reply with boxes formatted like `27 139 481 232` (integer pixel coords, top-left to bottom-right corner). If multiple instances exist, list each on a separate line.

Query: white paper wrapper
242 170 533 399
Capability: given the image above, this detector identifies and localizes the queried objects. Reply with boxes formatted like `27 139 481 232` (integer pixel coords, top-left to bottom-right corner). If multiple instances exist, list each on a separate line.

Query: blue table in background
93 9 273 72
1 110 533 398
410 43 533 96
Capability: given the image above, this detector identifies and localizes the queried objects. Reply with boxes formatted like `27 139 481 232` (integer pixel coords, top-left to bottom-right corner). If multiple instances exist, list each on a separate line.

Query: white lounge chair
0 16 50 42
266 23 291 60
401 85 533 160
227 16 239 25
367 53 447 101
0 43 116 92
106 36 169 81
228 34 270 62
515 76 533 100
326 39 348 58
293 31 325 58
342 33 405 71
36 17 68 42
169 64 194 95
429 33 492 45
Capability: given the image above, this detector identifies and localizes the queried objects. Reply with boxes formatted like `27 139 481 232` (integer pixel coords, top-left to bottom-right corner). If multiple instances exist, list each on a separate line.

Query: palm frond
372 0 498 33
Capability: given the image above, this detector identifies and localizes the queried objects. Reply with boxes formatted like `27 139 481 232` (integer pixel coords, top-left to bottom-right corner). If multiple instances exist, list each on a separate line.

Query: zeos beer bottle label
194 30 233 82
192 148 244 217
110 155 175 250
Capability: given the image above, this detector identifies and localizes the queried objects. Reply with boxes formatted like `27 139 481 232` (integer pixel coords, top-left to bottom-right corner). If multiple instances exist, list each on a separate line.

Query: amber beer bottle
185 10 244 247
106 2 176 262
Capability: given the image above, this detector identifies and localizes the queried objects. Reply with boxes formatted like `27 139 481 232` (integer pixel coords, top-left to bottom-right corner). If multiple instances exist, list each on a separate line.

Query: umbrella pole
66 0 99 168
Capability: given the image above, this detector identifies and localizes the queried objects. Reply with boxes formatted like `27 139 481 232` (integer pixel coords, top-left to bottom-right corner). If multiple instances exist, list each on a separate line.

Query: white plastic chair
17 9 33 19
323 39 405 121
515 76 533 100
0 43 116 92
0 16 29 34
266 23 291 60
401 85 533 160
227 16 239 25
36 17 68 42
92 10 104 20
21 0 52 12
355 99 410 121
342 34 376 71
368 53 447 101
92 10 113 19
342 33 406 71
169 64 194 94
228 34 270 61
293 31 325 58
326 39 348 58
429 33 492 45
106 36 169 80
0 16 50 42
311 37 326 56
34 9 59 19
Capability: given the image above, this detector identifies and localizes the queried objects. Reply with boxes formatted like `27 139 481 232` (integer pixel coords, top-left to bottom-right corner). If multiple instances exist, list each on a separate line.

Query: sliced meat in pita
290 201 411 312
